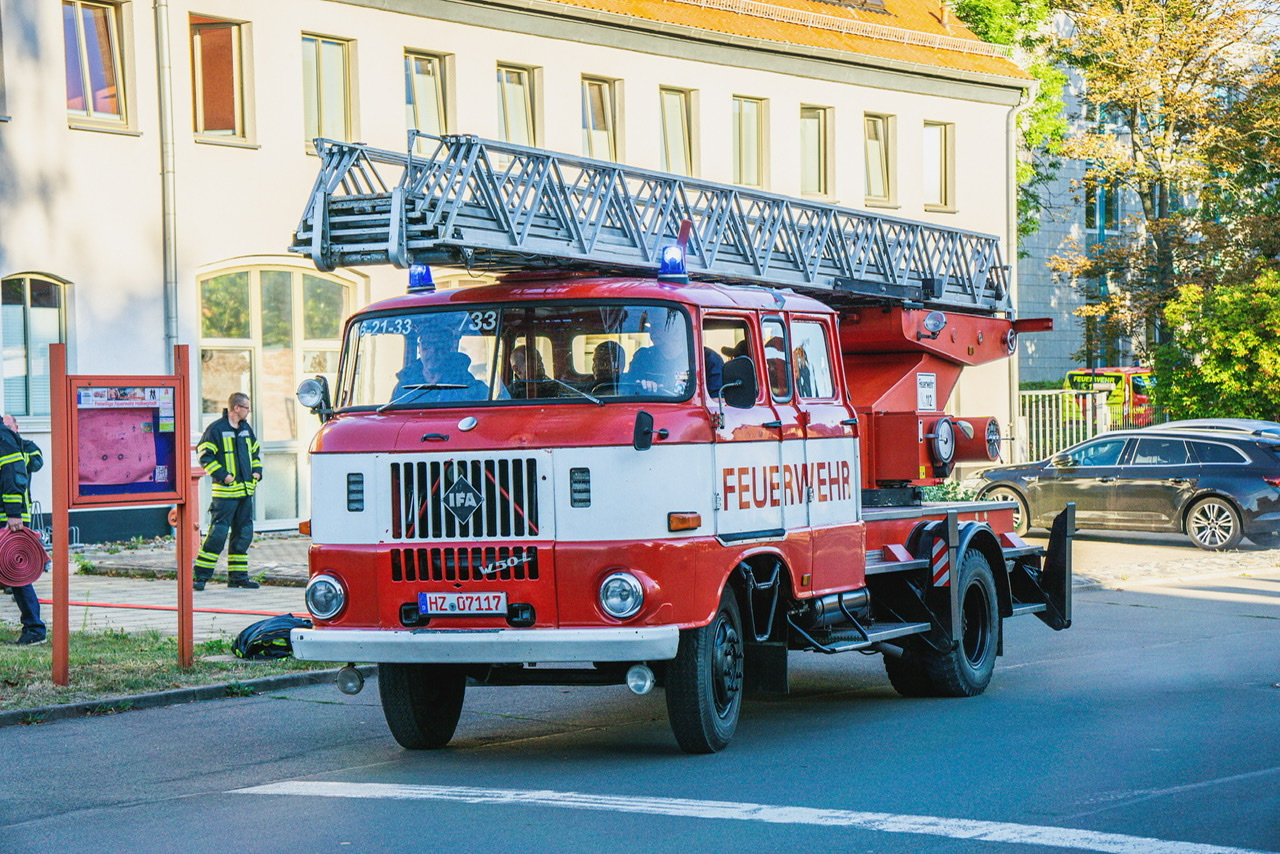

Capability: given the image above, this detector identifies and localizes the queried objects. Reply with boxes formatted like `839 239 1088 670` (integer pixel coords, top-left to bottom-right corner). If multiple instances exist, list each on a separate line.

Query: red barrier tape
37 598 301 618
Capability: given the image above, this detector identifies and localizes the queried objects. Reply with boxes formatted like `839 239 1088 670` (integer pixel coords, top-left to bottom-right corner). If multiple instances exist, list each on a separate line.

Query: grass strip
0 624 331 713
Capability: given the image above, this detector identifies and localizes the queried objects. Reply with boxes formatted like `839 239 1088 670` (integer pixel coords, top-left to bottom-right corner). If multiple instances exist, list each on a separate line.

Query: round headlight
305 574 346 620
297 377 325 409
599 572 644 619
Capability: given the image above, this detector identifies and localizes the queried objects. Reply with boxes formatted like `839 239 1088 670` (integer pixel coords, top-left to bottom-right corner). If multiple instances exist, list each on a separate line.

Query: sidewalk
0 533 310 644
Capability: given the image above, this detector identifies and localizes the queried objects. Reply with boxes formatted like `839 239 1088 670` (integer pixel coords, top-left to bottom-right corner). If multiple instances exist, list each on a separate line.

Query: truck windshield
337 302 694 410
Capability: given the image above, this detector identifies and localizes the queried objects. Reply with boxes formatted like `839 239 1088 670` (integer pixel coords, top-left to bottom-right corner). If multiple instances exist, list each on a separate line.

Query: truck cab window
792 320 835 399
762 318 792 401
702 317 752 400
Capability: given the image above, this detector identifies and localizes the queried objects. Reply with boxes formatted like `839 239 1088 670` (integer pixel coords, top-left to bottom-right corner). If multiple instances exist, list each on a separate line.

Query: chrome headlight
305 574 346 620
599 571 644 619
296 377 325 409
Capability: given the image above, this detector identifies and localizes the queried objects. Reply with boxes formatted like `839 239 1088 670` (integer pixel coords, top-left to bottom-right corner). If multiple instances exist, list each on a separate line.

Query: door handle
1169 477 1191 485
1099 476 1116 483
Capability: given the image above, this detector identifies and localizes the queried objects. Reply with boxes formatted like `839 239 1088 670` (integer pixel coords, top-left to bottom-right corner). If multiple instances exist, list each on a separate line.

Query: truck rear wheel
665 587 744 754
378 663 466 749
883 550 999 698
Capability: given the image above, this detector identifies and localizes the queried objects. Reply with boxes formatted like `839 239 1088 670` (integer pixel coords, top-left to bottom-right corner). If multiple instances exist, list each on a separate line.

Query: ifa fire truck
287 133 1074 754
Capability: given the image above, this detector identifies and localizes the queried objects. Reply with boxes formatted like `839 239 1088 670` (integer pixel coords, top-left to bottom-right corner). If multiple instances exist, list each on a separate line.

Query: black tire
883 648 935 697
978 485 1029 536
1186 496 1243 551
926 550 1000 697
888 550 999 699
665 587 744 754
1250 532 1280 549
378 663 466 749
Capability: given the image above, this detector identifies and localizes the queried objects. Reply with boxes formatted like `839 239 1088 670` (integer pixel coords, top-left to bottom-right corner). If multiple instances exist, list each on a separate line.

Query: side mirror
718 356 758 410
1050 453 1075 468
297 376 334 422
633 410 668 451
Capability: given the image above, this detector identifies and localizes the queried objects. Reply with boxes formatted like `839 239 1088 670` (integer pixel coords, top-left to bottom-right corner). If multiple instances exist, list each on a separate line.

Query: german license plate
419 591 508 616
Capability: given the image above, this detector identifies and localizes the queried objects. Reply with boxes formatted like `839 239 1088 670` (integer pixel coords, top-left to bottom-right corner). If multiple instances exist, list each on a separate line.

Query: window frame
732 96 766 188
922 120 955 211
301 32 353 146
64 0 131 129
1 274 68 419
405 49 449 151
864 113 896 205
190 14 249 141
496 63 537 147
659 87 694 176
800 105 832 197
581 76 618 161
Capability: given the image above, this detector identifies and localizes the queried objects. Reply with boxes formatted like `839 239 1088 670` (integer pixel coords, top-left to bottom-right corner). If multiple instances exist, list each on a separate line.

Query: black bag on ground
233 615 312 660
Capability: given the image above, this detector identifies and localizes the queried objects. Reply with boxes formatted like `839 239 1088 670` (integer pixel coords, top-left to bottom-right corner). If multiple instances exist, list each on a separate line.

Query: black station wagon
965 427 1280 551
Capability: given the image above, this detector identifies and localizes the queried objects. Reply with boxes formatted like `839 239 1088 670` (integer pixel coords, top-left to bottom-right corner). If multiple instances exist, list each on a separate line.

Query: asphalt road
4 565 1279 854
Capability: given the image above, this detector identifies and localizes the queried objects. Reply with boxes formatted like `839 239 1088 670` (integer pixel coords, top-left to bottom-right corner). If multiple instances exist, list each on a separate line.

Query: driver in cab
391 327 489 405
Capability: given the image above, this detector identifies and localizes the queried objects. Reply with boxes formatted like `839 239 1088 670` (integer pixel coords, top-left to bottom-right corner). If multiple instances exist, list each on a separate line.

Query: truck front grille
390 545 540 582
390 458 540 540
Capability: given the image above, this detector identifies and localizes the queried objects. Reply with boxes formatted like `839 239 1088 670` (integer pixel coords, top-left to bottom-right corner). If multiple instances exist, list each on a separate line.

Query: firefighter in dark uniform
194 393 263 590
1 414 46 644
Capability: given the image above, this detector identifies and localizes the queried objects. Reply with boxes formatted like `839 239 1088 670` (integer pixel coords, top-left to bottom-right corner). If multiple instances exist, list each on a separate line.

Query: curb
75 564 307 588
0 664 377 729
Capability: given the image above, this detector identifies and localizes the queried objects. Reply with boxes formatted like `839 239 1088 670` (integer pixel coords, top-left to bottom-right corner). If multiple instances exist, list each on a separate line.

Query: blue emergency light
657 244 689 284
409 264 435 293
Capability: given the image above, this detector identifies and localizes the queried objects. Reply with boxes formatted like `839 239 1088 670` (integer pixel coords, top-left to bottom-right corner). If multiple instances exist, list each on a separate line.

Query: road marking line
232 781 1274 854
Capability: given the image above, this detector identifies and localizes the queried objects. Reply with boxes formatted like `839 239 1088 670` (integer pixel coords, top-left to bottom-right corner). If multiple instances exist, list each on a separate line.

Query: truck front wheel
378 663 466 749
665 587 744 754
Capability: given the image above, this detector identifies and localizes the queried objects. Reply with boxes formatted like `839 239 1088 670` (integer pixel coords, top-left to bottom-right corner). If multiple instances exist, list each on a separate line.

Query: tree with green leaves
1050 0 1280 344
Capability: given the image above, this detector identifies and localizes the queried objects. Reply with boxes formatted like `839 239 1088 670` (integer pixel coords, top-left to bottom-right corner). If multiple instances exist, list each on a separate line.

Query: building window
581 77 617 160
190 15 245 138
2 275 66 418
659 88 693 176
405 51 446 150
923 121 954 209
200 267 351 521
800 105 830 196
732 97 764 188
865 114 893 202
64 0 126 122
496 65 534 146
302 34 351 143
1085 181 1119 233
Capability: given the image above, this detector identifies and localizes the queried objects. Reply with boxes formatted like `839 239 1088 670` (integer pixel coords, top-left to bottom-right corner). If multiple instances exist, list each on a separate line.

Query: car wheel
978 485 1029 535
1186 496 1243 551
1249 532 1280 549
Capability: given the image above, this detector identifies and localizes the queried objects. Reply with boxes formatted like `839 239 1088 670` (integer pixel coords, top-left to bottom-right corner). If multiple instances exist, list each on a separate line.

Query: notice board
68 380 187 506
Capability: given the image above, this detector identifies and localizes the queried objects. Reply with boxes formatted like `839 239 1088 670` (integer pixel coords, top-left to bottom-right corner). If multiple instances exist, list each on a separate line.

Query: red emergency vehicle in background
287 134 1074 753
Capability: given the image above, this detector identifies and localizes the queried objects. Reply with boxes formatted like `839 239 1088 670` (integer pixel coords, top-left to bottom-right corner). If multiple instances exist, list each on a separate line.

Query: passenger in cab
391 327 489 404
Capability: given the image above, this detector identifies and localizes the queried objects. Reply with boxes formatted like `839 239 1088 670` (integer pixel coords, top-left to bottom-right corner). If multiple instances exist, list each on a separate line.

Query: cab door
789 315 862 594
704 313 785 542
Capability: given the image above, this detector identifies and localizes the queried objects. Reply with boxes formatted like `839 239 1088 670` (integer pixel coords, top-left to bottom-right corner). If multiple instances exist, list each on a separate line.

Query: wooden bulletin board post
49 344 192 686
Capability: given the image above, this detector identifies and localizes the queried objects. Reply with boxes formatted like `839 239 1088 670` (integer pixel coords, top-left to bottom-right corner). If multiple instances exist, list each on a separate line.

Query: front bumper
290 625 680 664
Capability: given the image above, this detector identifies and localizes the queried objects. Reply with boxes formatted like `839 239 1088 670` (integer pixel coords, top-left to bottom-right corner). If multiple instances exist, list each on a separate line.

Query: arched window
199 265 353 521
2 274 67 417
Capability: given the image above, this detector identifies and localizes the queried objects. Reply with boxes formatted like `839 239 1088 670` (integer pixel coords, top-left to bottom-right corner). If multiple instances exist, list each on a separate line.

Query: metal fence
1018 389 1112 462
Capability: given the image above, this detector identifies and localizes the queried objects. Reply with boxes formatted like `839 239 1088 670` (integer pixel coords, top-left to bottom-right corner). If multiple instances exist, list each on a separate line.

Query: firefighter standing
194 393 263 591
1 414 46 644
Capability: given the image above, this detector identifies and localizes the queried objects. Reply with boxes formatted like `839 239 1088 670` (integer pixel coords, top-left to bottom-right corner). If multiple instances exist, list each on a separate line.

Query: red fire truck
287 134 1073 754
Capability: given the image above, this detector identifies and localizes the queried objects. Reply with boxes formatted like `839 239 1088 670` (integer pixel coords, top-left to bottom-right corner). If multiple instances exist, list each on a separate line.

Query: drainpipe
1007 81 1036 463
155 0 179 372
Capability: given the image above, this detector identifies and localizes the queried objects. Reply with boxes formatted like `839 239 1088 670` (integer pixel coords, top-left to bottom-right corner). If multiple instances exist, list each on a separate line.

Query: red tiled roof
541 0 1031 81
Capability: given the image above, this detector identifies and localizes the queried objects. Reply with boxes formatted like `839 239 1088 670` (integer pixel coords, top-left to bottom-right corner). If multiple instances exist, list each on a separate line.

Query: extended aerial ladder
289 133 1012 315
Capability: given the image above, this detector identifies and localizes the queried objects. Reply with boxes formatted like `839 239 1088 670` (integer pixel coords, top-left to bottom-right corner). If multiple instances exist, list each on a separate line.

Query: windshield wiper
376 383 468 413
544 377 604 406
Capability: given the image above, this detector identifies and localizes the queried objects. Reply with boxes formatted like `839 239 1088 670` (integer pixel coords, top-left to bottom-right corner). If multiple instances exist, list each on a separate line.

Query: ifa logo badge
442 475 483 524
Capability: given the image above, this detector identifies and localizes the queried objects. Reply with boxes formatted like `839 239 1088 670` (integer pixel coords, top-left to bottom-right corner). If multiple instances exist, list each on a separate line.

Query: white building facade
0 0 1030 539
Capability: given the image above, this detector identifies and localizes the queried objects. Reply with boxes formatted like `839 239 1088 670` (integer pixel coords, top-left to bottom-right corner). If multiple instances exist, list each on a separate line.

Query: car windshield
336 302 693 410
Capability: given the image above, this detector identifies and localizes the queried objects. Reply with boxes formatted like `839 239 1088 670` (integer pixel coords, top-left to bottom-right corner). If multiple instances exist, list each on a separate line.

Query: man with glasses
193 393 263 590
